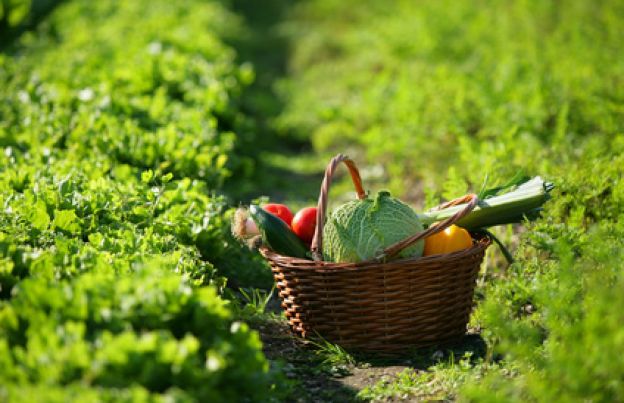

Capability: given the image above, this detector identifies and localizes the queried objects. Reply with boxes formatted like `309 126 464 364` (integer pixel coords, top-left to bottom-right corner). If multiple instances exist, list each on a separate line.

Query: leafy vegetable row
0 0 278 400
1 0 254 188
0 265 271 402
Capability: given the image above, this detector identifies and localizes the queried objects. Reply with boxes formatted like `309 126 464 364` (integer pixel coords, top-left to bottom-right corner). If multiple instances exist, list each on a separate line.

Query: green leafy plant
0 0 277 399
0 264 277 401
230 286 276 321
307 337 356 377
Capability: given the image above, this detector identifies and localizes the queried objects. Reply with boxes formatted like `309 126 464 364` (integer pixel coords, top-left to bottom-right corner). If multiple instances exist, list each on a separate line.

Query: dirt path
244 295 488 402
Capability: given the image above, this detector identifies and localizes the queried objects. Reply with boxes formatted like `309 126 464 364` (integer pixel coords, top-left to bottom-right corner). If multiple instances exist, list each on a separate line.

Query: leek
418 176 554 231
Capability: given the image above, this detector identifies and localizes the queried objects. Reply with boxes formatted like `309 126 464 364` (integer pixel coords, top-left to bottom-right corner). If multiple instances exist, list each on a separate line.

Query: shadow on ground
254 294 489 402
353 333 488 370
256 318 360 403
0 0 65 53
224 0 324 203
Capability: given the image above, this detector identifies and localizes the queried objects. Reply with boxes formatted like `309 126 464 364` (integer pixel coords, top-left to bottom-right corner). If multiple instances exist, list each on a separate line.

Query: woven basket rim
260 235 491 272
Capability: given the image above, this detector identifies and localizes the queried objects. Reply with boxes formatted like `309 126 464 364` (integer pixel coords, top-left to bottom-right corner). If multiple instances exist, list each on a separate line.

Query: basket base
263 237 491 355
286 315 472 355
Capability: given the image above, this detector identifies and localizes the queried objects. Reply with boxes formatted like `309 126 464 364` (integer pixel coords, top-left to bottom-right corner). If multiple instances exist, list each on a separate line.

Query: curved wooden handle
310 154 366 261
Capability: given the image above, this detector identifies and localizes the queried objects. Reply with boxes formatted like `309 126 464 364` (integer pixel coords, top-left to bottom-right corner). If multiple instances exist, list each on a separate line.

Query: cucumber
249 205 309 258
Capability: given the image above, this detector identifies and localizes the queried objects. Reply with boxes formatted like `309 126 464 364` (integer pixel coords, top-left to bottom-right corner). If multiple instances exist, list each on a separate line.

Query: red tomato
262 203 294 226
292 207 318 244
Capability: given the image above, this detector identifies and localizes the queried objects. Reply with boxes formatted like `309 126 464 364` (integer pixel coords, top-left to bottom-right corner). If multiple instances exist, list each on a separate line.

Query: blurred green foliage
1 0 33 33
0 0 60 44
279 0 624 196
278 0 624 400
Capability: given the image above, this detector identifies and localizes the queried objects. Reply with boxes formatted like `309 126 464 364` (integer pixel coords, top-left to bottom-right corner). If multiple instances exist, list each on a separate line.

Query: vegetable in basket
321 175 553 263
323 191 425 263
248 205 308 258
417 176 554 230
292 207 318 244
262 203 294 226
423 225 473 256
231 153 554 265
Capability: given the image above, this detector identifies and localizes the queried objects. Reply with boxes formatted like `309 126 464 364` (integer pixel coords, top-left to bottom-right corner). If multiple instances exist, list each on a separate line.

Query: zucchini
249 205 309 258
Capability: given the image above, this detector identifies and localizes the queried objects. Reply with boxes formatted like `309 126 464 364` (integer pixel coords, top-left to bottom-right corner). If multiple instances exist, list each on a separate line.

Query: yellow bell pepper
423 225 473 256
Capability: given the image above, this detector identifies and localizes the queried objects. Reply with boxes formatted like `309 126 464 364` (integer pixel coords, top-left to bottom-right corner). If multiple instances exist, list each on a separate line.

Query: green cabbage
323 191 424 263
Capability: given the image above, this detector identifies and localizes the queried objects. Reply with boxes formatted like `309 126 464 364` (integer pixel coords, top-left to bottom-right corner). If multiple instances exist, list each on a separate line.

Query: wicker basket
260 154 490 354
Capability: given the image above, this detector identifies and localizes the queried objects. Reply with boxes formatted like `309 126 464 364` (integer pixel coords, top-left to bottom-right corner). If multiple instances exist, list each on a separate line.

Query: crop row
0 0 277 400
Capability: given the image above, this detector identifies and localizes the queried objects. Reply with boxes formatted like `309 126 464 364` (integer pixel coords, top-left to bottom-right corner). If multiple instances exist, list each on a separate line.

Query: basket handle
311 154 366 260
310 153 479 262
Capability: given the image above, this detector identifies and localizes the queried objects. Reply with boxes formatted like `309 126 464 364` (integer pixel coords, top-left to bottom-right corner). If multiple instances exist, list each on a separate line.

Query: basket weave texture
261 154 490 354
